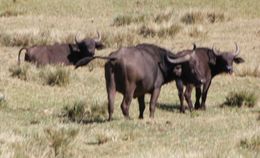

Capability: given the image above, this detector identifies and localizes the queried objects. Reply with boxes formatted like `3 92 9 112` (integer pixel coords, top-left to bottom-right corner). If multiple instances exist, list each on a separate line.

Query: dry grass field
0 0 260 157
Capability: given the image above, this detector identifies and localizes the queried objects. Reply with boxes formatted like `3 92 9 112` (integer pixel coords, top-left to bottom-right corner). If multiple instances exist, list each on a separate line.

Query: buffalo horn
212 44 219 55
94 31 101 42
167 52 194 64
75 33 80 45
233 42 240 57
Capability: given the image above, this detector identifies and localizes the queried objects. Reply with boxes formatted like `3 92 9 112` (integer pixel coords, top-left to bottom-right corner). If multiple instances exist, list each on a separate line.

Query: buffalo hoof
194 103 201 110
139 115 144 119
180 108 185 113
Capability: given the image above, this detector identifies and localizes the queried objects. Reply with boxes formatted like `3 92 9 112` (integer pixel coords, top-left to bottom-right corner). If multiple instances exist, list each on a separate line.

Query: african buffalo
75 43 204 120
169 43 245 112
18 32 105 66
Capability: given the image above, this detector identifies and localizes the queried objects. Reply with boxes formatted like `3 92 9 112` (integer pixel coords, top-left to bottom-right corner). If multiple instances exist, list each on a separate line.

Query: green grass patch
223 91 257 108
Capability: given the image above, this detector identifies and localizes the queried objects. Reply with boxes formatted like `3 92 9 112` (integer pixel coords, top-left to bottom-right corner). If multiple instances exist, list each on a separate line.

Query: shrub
40 66 70 86
240 135 260 151
223 91 257 107
9 65 29 80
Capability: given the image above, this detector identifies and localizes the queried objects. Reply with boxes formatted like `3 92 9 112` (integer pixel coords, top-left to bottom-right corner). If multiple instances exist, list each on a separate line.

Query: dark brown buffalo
75 43 204 120
169 43 245 112
18 32 105 66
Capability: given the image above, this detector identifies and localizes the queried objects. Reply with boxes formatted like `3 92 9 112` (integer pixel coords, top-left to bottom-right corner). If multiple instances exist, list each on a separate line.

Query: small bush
240 135 260 151
223 91 257 107
44 127 79 156
9 65 29 80
40 66 70 86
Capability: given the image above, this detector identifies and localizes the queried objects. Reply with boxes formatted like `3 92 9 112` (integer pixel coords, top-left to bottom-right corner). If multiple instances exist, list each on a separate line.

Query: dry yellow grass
0 0 260 157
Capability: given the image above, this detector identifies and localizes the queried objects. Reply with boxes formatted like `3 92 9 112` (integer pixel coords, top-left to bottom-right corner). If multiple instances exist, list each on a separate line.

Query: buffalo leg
194 86 202 109
184 84 193 112
176 80 185 113
200 80 212 110
121 84 135 119
138 95 145 119
149 88 161 118
105 64 116 121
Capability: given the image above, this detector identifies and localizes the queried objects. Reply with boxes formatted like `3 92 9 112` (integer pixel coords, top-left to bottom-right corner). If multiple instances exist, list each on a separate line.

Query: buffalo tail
75 56 116 69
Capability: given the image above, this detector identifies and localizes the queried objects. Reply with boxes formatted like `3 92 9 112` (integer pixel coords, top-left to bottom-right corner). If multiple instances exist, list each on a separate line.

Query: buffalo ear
234 57 245 64
208 51 216 65
95 42 106 50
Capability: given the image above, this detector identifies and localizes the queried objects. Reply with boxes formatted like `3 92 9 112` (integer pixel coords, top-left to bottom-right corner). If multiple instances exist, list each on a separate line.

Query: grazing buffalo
171 43 245 112
18 32 105 66
75 43 204 120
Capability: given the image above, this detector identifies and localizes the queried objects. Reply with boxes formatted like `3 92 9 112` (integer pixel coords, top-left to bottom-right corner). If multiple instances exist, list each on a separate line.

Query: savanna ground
0 0 260 157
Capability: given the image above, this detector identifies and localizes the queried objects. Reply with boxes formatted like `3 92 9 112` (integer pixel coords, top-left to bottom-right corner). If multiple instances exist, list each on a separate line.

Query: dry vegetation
0 0 260 157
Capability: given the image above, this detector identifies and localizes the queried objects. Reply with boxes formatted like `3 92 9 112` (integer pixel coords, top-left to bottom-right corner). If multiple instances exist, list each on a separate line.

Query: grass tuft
44 127 79 157
138 24 181 38
154 11 173 23
112 14 148 27
96 133 110 145
61 100 106 123
40 66 70 87
0 92 7 108
181 11 226 25
235 65 260 78
9 64 29 80
0 10 24 17
157 24 182 38
188 26 208 38
223 91 257 108
240 134 260 151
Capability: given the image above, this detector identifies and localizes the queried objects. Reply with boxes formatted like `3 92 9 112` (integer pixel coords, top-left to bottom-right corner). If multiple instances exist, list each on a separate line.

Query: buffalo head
75 32 105 56
212 43 245 74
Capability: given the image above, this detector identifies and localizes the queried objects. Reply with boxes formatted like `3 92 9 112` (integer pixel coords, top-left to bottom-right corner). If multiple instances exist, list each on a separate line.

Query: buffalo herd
17 32 245 120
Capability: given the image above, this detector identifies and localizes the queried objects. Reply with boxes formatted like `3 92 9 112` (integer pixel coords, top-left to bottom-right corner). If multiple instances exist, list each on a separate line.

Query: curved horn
94 31 101 42
75 33 80 44
167 53 193 64
192 43 196 50
212 43 219 55
233 42 240 57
